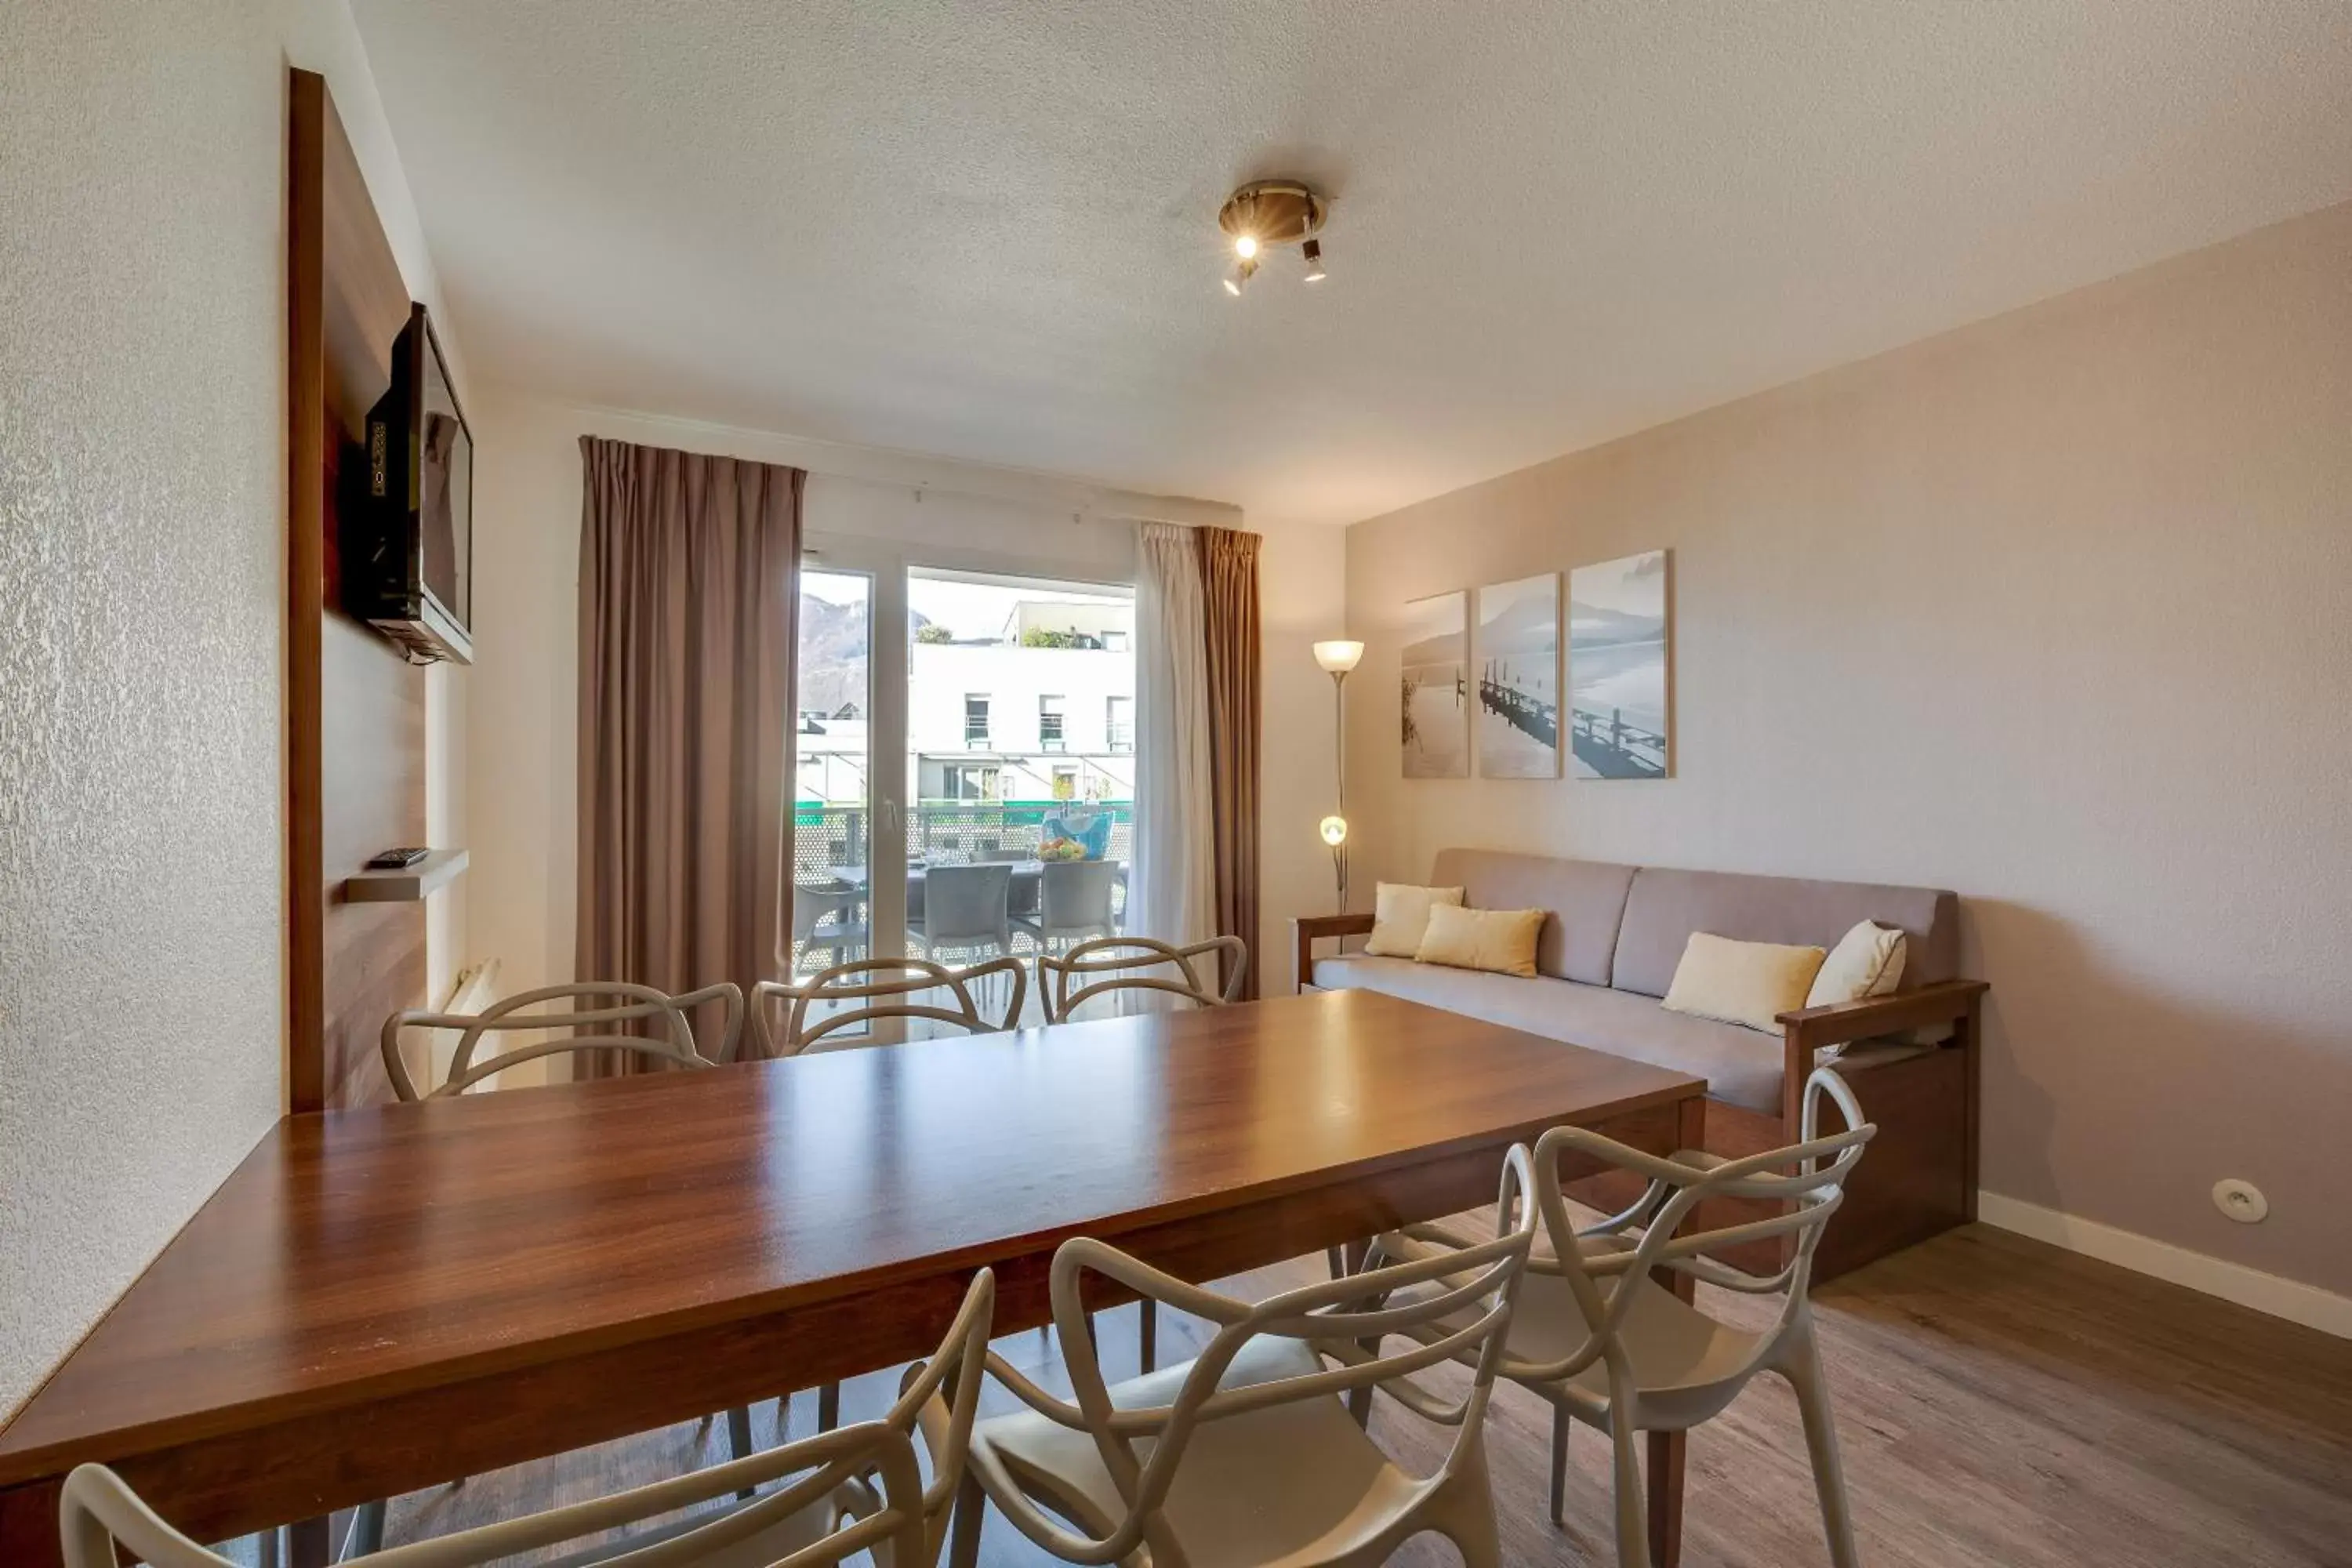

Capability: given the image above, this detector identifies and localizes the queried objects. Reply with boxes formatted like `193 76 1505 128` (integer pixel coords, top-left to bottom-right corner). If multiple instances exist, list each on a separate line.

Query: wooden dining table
0 988 1704 1567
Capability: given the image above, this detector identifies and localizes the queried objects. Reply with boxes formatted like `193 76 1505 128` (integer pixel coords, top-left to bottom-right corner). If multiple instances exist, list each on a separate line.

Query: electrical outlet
2212 1178 2268 1224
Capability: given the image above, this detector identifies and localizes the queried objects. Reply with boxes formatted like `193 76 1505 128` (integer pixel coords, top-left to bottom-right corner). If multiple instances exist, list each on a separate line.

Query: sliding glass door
787 566 882 1004
902 571 1135 1011
786 546 1134 1033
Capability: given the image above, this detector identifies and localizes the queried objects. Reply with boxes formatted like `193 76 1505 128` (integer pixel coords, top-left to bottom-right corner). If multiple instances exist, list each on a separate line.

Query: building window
964 694 989 747
1039 694 1066 751
1105 695 1134 753
1051 764 1080 800
942 764 1000 801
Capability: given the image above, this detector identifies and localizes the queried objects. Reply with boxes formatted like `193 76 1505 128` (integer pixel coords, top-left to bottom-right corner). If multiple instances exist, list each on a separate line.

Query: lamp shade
1312 639 1366 674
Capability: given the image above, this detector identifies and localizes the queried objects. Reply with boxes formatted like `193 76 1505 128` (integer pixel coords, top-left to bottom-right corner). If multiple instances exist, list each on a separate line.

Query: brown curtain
575 437 802 1069
1196 525 1262 999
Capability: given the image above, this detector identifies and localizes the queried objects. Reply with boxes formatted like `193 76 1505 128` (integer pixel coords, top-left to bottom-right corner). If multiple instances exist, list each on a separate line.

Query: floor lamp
1313 639 1366 913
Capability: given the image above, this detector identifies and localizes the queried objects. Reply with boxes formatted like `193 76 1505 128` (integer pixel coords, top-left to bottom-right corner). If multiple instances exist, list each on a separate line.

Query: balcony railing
791 800 1134 878
789 800 1135 984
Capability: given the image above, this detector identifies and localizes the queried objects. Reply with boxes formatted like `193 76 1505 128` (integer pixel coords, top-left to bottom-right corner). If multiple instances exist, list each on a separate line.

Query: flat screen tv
353 303 473 663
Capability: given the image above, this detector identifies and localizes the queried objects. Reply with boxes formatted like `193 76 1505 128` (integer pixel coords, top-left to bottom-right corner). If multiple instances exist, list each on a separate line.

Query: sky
1566 550 1668 619
802 567 1131 641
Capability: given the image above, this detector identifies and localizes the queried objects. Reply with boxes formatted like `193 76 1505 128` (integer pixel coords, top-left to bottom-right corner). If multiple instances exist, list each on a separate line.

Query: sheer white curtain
1128 522 1216 953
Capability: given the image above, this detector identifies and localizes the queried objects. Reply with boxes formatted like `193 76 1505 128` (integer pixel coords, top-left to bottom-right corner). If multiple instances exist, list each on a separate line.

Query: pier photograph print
1399 589 1470 778
1475 573 1562 778
1567 550 1671 779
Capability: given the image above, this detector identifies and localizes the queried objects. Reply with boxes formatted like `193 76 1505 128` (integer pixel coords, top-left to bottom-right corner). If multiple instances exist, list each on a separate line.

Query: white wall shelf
342 848 469 903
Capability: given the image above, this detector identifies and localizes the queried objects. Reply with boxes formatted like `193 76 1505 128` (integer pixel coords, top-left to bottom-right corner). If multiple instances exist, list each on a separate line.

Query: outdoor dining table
813 859 1129 920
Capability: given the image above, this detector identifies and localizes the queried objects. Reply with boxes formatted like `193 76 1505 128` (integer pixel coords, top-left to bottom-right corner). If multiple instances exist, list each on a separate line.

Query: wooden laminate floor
282 1224 2352 1567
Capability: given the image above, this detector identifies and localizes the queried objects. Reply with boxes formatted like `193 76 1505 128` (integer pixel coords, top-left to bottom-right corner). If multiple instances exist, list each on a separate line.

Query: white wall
1257 521 1350 981
1341 201 2352 1301
465 390 1344 1007
0 0 455 1417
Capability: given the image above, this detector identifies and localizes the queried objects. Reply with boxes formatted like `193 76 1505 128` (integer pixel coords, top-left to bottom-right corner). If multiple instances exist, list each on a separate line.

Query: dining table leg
1646 1091 1707 1568
288 1515 332 1568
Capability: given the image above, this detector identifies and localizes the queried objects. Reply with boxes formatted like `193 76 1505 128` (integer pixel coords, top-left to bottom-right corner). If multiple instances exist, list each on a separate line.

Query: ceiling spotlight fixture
1216 179 1328 297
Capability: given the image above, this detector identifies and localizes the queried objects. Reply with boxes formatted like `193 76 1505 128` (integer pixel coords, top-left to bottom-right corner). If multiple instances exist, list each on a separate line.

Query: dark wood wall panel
288 69 430 1112
319 614 426 1109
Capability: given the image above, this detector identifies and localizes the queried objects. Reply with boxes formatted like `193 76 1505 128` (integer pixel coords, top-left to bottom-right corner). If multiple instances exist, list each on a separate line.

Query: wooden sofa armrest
1777 977 1990 1221
1291 913 1376 992
1777 978 1989 1053
1776 978 1987 1133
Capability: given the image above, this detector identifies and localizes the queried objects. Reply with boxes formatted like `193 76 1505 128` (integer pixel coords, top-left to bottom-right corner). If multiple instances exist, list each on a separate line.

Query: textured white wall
0 0 454 1418
1342 202 2352 1297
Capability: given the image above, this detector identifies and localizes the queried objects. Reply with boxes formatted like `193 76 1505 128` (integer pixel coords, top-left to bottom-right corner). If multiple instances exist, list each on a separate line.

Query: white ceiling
351 1 2352 525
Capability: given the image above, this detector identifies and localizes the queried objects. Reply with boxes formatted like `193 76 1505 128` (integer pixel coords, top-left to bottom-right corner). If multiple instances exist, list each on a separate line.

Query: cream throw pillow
1364 882 1465 958
1661 932 1828 1033
1414 903 1544 978
1806 920 1907 1008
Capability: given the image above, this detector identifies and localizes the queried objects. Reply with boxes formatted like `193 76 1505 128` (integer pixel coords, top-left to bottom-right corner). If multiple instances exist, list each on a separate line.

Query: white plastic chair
1015 860 1120 953
946 1148 1540 1568
92 1271 998 1568
1033 935 1247 1023
62 1422 923 1568
909 863 1016 964
792 880 870 972
753 956 1027 1058
1373 1066 1878 1568
380 980 746 1098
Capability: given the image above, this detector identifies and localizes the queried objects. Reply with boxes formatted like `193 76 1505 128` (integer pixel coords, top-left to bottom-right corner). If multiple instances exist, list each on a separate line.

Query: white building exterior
908 641 1134 802
796 596 1135 808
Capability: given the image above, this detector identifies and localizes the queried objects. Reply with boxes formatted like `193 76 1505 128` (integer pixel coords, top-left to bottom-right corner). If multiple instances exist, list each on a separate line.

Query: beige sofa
1293 848 1987 1278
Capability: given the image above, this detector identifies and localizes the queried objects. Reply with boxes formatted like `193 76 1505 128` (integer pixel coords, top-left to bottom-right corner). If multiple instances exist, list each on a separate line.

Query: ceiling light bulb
1234 234 1260 260
1301 238 1326 282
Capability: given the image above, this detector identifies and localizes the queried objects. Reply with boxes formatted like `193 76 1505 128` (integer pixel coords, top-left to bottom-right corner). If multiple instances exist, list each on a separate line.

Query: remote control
366 847 431 869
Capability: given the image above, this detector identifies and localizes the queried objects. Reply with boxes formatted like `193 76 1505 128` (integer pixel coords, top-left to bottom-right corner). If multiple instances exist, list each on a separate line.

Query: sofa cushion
1364 882 1463 958
1613 866 1958 998
1807 920 1907 1009
1661 932 1827 1033
1415 904 1545 978
1312 954 1786 1113
1428 848 1637 987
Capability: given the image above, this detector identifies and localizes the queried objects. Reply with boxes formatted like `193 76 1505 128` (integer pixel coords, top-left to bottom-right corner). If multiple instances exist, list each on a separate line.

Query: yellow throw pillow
1806 920 1907 1008
1414 903 1545 978
1661 932 1828 1033
1365 882 1466 958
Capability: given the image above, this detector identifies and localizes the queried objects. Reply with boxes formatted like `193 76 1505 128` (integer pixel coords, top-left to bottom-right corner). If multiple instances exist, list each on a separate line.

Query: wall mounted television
350 302 472 663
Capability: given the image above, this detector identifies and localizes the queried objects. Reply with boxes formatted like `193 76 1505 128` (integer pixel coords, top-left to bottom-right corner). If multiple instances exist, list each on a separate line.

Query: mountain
1479 590 1556 659
798 593 933 715
1566 602 1664 648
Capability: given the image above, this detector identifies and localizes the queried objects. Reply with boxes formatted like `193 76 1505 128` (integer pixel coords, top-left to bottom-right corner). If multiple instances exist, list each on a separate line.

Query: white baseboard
1975 1192 2352 1339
